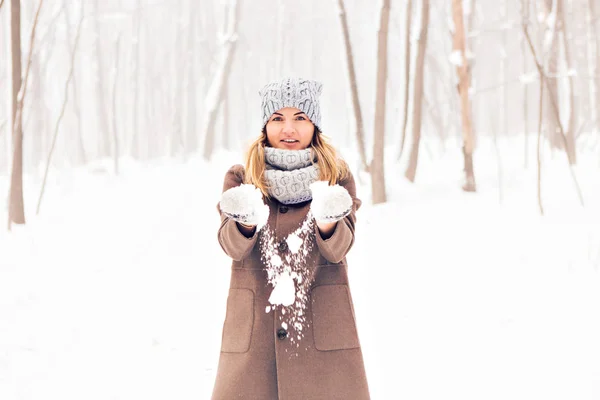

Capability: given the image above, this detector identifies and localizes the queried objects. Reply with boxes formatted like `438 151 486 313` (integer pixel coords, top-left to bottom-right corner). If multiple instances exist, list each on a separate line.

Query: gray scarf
264 147 320 205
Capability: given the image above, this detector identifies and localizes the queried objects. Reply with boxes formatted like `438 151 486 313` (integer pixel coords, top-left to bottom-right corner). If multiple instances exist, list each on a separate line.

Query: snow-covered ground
1 135 599 399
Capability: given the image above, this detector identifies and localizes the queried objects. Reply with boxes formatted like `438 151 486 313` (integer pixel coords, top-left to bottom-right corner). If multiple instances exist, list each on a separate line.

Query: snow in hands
309 180 353 223
261 216 317 346
219 183 270 230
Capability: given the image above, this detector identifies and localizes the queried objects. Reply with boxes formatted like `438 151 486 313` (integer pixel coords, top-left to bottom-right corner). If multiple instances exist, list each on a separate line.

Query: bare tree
590 0 600 135
24 1 46 168
221 3 231 154
33 6 62 165
452 0 476 192
112 34 121 175
337 0 368 171
8 0 24 228
522 0 530 168
185 0 198 156
171 2 185 157
522 13 584 207
558 0 576 164
541 0 562 150
371 0 391 204
129 0 142 159
93 0 111 159
537 67 544 215
398 0 413 160
63 1 87 164
8 0 44 229
202 0 241 161
275 1 285 76
37 6 83 215
500 1 508 143
222 81 230 150
405 0 430 183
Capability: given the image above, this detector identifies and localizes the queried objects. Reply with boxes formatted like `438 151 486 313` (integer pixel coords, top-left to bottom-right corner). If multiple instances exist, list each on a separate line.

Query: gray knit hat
259 77 323 132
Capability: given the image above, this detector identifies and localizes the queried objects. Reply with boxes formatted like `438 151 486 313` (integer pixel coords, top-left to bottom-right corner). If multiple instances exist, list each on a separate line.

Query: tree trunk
587 0 598 136
171 2 184 158
558 0 576 164
405 0 429 183
452 0 476 192
398 0 412 160
185 0 198 156
36 8 60 165
93 0 111 159
8 0 25 228
537 67 544 215
112 34 121 175
198 0 215 108
275 1 285 76
501 0 508 138
130 0 142 159
25 1 45 171
468 0 477 141
222 86 229 150
370 0 391 204
522 0 530 168
9 0 43 227
29 48 44 170
202 0 240 161
337 0 368 171
543 0 561 149
592 0 600 135
63 1 86 165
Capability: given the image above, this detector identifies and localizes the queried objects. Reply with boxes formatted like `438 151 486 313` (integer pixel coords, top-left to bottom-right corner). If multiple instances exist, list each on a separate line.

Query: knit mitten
309 181 353 223
220 184 270 230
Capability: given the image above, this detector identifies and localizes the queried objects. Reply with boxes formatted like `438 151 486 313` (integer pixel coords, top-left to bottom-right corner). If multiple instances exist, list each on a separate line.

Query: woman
212 77 370 400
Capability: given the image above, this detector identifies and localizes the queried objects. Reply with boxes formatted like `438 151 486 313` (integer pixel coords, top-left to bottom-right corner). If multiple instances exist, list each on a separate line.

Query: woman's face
265 107 315 150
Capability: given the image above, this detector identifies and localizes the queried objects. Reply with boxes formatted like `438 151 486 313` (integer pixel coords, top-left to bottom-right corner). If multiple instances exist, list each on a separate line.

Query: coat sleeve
216 164 259 261
313 170 362 264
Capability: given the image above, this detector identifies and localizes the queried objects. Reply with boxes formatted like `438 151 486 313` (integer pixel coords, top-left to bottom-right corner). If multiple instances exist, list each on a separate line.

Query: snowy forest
1 0 599 399
2 0 599 223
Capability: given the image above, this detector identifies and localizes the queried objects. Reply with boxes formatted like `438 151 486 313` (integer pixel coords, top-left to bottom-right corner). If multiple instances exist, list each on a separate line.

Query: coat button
277 328 287 340
279 206 289 214
278 241 288 252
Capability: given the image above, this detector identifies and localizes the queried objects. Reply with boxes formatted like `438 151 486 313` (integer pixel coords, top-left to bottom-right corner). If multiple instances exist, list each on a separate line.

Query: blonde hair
244 128 349 199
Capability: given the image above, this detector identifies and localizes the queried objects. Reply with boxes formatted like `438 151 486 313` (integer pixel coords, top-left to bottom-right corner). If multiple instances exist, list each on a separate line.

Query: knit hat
259 77 323 132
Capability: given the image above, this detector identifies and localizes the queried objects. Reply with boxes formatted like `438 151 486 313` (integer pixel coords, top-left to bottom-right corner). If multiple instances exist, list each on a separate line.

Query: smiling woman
211 77 370 399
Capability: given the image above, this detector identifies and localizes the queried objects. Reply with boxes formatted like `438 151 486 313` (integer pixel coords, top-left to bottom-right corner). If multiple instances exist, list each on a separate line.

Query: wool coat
211 164 370 400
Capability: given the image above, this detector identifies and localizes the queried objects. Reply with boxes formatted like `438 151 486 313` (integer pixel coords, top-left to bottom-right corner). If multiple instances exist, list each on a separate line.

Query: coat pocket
311 285 360 351
220 288 254 353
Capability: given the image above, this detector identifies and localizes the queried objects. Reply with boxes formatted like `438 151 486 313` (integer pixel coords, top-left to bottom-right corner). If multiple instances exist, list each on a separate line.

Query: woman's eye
296 116 306 121
272 117 283 121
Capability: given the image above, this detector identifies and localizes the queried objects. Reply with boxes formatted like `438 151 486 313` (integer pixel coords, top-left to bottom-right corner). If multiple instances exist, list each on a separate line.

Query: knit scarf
263 146 320 205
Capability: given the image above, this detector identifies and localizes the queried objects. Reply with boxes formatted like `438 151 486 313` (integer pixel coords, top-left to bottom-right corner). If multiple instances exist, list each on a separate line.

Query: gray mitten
309 181 353 223
220 184 270 230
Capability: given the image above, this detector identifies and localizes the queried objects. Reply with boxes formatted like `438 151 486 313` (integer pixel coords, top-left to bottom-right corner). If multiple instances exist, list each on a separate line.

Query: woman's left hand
309 181 353 224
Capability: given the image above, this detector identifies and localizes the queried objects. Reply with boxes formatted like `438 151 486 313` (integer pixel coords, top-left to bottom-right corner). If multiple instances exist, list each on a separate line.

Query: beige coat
211 164 370 400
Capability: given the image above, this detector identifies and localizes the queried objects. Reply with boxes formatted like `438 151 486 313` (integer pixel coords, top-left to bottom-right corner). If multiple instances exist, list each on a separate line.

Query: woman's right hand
219 184 270 231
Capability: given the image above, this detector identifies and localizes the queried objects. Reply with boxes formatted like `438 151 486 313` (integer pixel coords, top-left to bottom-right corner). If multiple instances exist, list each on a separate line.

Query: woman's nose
282 120 296 133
